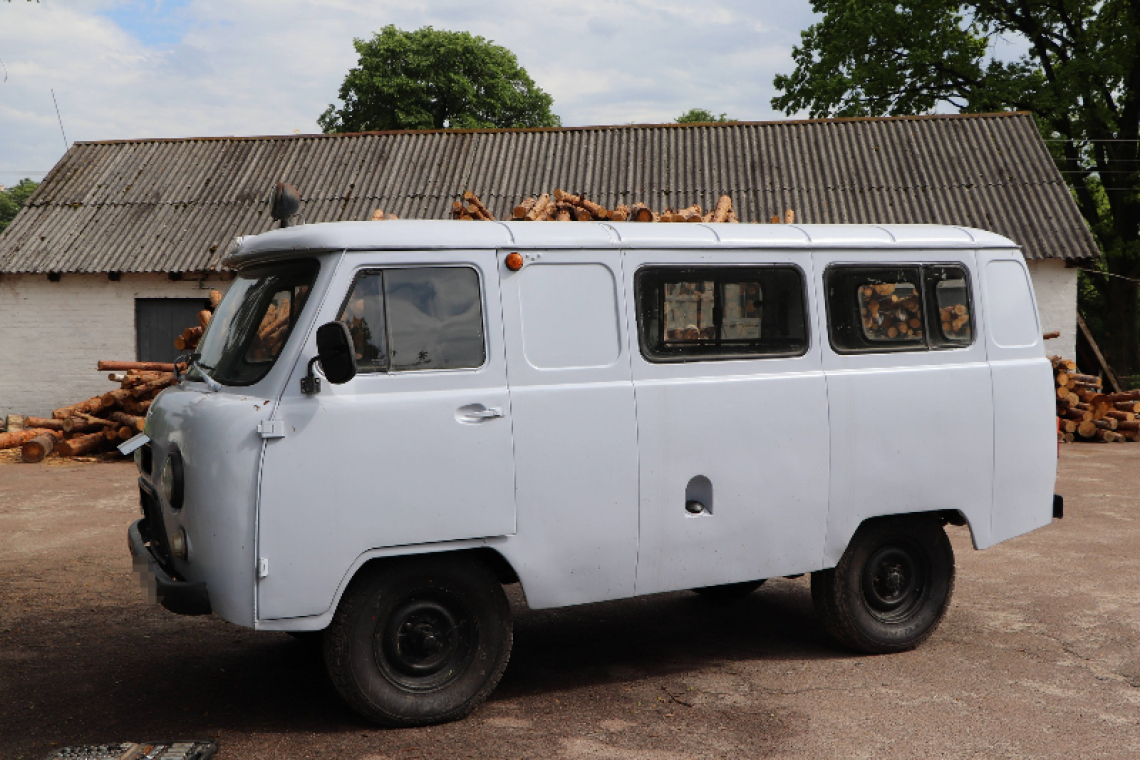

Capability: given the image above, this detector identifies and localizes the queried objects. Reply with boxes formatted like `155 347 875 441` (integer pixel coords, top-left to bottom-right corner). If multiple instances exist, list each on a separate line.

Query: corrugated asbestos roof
0 112 1098 273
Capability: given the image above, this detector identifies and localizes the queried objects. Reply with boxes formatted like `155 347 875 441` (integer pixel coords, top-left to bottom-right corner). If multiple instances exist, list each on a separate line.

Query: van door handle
456 405 504 423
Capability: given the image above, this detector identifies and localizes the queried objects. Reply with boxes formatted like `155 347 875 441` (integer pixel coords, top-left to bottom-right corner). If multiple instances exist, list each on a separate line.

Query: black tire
691 579 765 600
324 554 513 727
811 516 954 654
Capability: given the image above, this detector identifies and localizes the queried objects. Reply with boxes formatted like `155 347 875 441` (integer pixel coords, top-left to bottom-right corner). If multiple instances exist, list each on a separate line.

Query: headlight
160 450 185 510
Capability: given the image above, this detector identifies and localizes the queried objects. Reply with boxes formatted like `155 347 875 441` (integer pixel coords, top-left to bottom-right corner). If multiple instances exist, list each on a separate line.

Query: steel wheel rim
374 592 476 691
861 541 928 623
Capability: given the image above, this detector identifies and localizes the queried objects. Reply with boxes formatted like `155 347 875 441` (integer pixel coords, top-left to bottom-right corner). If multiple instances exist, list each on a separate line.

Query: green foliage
319 26 560 133
676 109 734 124
0 178 39 234
772 0 1140 372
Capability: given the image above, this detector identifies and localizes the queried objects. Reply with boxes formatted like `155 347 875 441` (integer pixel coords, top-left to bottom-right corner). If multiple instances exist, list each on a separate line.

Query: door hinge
257 557 269 578
257 420 286 439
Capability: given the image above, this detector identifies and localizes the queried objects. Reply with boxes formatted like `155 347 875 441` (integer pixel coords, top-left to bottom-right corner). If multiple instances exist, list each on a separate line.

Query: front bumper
128 520 212 616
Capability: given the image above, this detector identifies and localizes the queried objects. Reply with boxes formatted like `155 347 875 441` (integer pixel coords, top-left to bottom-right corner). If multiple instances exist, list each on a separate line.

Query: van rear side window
338 267 486 372
826 264 973 353
636 266 808 362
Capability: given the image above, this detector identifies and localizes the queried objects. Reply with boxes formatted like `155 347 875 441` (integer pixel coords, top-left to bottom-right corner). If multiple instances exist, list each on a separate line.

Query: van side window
636 266 808 361
926 266 973 346
338 267 486 372
826 264 974 353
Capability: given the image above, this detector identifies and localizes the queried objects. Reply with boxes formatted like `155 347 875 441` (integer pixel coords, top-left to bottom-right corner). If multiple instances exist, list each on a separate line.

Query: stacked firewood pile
0 290 222 462
449 190 793 225
1053 356 1140 443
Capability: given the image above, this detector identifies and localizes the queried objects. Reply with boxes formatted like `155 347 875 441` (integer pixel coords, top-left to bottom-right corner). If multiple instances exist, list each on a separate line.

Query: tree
676 109 734 124
0 178 38 234
319 26 559 133
772 1 1140 376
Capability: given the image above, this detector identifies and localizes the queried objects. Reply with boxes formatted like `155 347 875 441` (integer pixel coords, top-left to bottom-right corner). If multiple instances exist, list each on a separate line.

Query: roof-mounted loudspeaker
270 181 302 228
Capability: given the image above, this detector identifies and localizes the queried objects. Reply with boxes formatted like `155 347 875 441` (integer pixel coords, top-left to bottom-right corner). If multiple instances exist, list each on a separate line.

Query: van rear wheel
811 516 954 654
324 555 512 727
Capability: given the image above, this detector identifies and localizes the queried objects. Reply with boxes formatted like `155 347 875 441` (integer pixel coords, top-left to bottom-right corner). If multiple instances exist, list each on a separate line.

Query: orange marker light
505 252 524 271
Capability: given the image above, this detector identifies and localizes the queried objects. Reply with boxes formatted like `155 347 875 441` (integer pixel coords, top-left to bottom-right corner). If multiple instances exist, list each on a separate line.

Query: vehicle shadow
0 577 838 756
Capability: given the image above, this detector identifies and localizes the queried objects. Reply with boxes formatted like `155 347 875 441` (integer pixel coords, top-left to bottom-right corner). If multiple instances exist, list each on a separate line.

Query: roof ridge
71 111 1034 147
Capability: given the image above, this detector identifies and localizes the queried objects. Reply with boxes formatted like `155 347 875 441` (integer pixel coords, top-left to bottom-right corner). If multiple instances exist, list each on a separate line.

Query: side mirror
316 321 357 385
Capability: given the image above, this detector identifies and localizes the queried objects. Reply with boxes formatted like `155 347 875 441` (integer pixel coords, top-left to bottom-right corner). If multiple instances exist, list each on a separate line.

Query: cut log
53 394 109 420
1089 394 1113 420
1106 390 1140 402
577 198 610 220
512 197 536 220
556 207 572 222
5 414 25 432
611 204 630 222
109 411 145 432
1115 420 1140 432
1114 401 1140 413
784 209 795 224
102 388 134 407
132 375 176 399
769 215 781 224
62 416 112 435
98 361 176 372
0 428 43 450
677 205 703 223
1076 420 1098 438
208 289 223 310
630 203 653 222
1105 410 1135 422
24 416 66 432
197 310 212 329
552 189 575 203
525 194 552 221
1042 330 1060 340
57 431 108 457
1068 372 1102 385
107 372 127 382
711 196 732 223
21 430 63 463
370 209 386 221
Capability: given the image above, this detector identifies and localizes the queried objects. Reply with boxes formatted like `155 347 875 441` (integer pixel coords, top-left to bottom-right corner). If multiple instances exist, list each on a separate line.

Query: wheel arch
255 541 524 633
824 508 977 569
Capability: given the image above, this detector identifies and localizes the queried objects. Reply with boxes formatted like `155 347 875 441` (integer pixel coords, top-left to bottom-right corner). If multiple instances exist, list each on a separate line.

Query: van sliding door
626 249 830 595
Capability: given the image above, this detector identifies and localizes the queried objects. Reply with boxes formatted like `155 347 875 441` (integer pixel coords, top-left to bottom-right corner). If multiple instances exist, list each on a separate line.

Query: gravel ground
1 445 1137 759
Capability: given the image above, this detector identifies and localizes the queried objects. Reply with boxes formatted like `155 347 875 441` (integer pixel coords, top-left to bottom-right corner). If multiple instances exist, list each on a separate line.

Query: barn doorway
135 298 210 363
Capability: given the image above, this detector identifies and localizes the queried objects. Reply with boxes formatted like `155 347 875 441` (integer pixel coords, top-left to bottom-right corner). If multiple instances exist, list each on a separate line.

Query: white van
127 220 1059 727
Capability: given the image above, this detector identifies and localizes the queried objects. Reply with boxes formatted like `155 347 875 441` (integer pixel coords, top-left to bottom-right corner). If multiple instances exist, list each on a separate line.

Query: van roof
226 220 1017 268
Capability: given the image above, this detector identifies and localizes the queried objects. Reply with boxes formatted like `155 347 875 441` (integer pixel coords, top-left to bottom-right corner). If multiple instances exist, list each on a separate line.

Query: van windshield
190 259 319 386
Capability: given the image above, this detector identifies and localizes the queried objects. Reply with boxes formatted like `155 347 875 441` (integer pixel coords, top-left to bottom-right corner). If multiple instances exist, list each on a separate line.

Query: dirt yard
1 446 1138 759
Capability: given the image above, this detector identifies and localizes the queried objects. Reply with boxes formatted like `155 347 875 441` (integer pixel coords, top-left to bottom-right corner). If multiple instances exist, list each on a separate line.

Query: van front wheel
811 517 954 654
324 555 513 727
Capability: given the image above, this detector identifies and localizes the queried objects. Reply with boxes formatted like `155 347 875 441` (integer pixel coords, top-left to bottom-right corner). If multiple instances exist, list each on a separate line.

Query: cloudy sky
1 0 825 185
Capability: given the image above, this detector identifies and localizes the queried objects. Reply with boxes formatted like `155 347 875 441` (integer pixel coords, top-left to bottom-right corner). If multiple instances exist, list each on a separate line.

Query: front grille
138 479 173 570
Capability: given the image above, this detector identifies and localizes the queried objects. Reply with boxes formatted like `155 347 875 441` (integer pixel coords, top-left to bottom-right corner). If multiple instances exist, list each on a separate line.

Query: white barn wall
0 273 228 419
1026 259 1078 361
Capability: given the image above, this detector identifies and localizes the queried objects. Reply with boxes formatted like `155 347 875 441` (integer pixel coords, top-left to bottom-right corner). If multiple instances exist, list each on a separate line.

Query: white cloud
0 0 820 182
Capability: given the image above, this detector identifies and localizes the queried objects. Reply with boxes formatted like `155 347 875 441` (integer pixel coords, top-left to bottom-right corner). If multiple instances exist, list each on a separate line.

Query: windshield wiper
183 353 222 392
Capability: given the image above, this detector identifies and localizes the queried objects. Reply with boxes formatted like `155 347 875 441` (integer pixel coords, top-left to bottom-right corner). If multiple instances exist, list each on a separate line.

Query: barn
0 111 1098 418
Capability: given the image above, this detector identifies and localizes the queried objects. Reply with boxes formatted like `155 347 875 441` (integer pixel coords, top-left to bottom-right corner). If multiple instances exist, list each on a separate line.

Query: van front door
626 250 830 595
256 251 515 621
